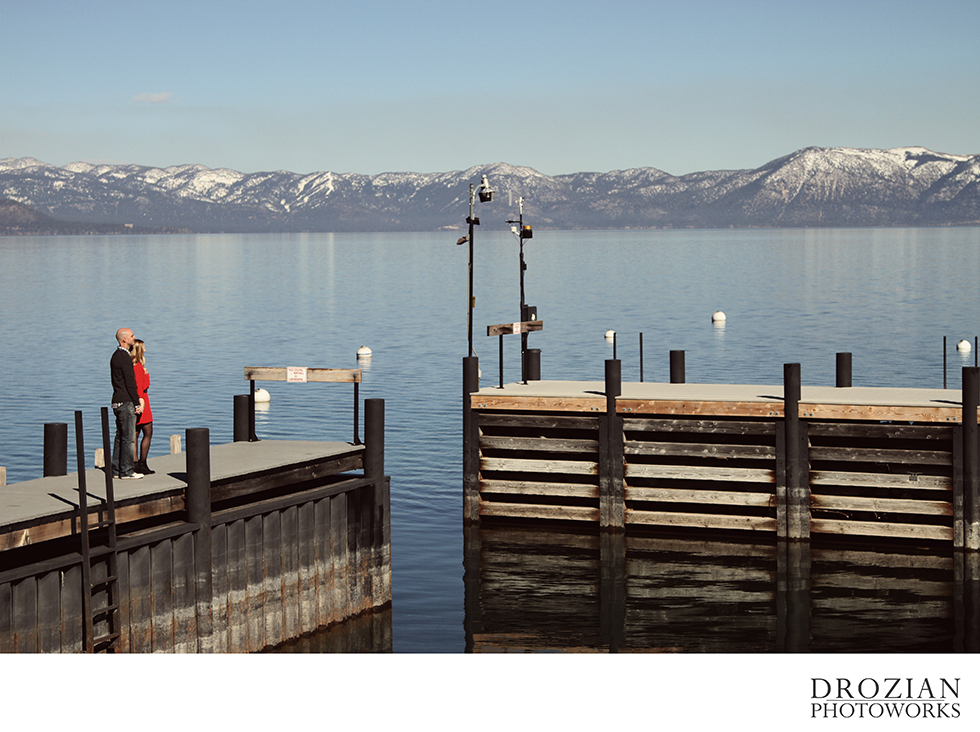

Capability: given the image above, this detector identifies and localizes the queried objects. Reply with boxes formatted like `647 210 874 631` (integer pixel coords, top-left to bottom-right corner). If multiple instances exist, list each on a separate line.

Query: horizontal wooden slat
809 446 951 465
480 457 598 475
625 486 774 508
472 395 607 412
480 480 598 498
480 436 599 453
801 403 964 424
616 400 785 419
811 494 952 517
244 367 361 383
479 502 599 522
810 470 952 491
625 441 774 460
807 423 955 440
625 464 775 483
622 418 775 436
478 413 599 430
810 518 952 542
625 509 777 532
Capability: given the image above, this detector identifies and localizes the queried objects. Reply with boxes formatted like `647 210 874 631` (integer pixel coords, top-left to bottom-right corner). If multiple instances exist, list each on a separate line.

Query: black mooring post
836 352 852 388
463 356 480 524
186 428 211 527
963 367 979 551
43 422 68 477
364 399 384 483
524 348 541 382
233 395 249 442
670 350 685 384
944 337 948 389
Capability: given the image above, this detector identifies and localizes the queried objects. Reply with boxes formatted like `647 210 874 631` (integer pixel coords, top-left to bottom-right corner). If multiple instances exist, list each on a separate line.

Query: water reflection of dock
463 525 980 652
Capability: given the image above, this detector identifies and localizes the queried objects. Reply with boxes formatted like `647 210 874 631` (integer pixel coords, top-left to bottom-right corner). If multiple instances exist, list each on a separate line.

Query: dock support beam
963 367 979 551
43 423 68 477
463 356 481 524
778 363 810 540
599 360 625 530
186 427 213 651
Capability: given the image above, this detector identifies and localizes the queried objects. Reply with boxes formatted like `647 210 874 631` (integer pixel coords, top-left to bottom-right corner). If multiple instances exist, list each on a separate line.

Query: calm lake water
1 226 979 653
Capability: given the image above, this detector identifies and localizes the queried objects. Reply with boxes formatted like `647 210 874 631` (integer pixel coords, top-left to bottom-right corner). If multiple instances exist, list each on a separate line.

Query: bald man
110 327 144 480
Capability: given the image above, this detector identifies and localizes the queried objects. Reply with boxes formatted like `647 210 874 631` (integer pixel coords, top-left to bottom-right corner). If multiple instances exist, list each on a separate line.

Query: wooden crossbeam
487 320 543 337
244 367 361 383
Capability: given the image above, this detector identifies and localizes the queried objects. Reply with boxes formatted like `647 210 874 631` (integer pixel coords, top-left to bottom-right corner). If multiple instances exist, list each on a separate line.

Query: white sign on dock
286 367 308 382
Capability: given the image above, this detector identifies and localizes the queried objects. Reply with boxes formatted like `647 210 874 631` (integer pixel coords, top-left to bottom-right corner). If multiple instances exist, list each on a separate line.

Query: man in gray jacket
110 327 145 479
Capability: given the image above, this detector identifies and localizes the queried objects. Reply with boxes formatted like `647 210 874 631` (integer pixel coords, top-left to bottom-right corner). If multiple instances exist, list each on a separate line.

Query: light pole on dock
507 197 534 380
457 175 495 357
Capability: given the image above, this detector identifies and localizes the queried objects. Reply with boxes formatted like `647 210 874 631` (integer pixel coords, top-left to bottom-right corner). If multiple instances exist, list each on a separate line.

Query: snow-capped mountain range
2 146 978 232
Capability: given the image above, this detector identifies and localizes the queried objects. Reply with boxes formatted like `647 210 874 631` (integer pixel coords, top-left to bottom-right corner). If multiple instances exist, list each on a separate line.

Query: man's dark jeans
112 402 137 478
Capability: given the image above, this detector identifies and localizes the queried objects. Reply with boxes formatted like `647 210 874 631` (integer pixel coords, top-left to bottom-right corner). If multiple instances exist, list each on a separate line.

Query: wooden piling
963 367 979 550
43 423 68 477
463 356 481 524
782 364 810 540
670 350 685 384
600 360 625 530
186 428 213 651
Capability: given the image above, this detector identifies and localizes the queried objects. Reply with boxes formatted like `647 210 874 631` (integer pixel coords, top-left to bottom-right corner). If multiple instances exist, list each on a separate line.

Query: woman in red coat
131 339 155 474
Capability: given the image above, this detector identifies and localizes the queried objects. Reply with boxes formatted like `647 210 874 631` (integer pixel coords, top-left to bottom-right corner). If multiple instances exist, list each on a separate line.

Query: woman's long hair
130 339 147 369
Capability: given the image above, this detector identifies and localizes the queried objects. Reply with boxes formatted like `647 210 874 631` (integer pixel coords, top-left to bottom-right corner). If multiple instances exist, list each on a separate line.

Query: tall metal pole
466 183 476 357
518 197 528 380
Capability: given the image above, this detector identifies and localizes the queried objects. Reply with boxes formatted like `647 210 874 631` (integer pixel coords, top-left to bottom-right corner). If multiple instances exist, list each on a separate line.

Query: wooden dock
463 357 980 550
0 400 390 653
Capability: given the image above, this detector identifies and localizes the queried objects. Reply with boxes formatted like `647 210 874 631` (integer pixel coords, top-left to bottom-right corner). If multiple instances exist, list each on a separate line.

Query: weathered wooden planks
466 370 977 548
1 438 391 653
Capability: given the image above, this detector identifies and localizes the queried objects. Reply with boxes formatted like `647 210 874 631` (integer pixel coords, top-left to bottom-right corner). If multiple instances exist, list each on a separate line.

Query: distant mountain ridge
1 146 978 233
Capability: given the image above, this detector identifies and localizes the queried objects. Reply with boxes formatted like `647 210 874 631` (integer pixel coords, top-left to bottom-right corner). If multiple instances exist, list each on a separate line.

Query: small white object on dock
712 311 727 322
254 387 271 403
957 339 972 353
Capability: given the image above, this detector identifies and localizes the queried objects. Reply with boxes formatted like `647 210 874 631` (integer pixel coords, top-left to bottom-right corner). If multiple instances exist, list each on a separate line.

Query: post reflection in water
463 525 980 653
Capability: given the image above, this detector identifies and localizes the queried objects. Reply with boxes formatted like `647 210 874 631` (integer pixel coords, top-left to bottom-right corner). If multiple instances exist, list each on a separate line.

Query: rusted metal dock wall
0 400 390 653
464 357 980 551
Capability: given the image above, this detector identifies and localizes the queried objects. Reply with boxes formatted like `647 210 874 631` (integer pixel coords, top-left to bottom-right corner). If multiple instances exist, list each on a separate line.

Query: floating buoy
957 339 972 353
712 311 727 323
254 388 271 403
604 330 616 340
356 345 373 358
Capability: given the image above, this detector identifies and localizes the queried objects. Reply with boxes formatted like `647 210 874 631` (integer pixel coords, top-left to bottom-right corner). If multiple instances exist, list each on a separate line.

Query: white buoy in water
712 311 727 323
357 345 373 358
604 329 616 340
957 339 972 353
254 387 271 403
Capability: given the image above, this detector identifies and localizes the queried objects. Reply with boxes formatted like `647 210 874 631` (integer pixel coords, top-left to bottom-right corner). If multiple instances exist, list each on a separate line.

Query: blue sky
1 0 978 176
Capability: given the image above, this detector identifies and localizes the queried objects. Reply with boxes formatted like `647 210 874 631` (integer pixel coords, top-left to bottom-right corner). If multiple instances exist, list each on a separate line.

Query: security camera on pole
456 174 494 358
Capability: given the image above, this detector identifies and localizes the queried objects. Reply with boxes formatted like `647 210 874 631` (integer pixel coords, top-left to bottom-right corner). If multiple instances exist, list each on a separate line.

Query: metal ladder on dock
74 408 122 653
